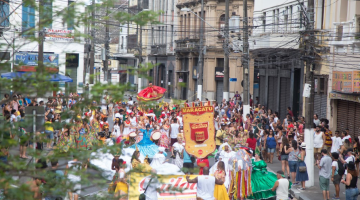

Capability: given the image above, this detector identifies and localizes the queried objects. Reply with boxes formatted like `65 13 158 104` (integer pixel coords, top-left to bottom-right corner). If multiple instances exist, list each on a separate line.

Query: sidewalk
267 157 347 200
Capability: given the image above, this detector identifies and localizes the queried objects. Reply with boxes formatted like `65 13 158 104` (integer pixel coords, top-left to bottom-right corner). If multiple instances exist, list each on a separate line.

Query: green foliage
0 0 162 199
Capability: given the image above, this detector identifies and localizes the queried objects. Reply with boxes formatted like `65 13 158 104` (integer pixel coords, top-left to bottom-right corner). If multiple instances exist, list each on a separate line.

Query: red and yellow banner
129 174 198 200
182 106 215 158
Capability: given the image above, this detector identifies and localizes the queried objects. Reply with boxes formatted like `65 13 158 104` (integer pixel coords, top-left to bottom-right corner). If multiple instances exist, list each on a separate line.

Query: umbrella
137 83 166 101
1 72 73 82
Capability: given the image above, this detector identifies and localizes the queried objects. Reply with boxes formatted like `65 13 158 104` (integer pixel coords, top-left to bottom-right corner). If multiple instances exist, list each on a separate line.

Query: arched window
219 14 225 30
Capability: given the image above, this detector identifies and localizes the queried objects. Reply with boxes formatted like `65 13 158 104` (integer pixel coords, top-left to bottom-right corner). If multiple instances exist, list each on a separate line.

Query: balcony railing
151 44 166 55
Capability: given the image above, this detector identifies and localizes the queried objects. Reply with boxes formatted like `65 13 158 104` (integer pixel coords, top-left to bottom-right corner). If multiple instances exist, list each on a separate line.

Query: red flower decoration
123 161 126 165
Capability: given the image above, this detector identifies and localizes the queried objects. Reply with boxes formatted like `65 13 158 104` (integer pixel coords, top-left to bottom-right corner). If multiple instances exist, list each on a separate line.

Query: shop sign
215 67 224 80
44 28 75 42
332 71 360 93
129 174 198 200
15 52 59 66
329 92 360 103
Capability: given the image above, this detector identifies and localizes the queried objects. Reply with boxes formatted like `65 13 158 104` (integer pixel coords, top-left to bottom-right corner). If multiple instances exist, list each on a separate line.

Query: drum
151 131 161 144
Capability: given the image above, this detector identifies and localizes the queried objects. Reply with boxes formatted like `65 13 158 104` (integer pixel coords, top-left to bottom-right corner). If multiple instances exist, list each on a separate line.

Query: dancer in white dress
122 117 132 138
112 118 122 144
150 147 184 175
129 113 138 132
171 133 185 169
210 143 235 189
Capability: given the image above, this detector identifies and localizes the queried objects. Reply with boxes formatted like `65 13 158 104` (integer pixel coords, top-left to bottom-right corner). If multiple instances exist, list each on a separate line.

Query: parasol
137 83 166 101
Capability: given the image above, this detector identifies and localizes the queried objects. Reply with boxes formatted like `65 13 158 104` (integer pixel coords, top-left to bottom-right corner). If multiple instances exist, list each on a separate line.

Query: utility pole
304 0 315 187
38 0 44 73
196 0 204 101
103 6 110 82
223 0 230 101
242 0 250 119
90 0 95 84
137 0 143 92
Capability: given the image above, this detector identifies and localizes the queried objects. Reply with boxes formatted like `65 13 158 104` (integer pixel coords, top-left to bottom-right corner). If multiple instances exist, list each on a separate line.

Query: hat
158 147 165 152
221 123 226 126
300 142 306 149
347 148 354 154
146 124 150 128
348 161 356 171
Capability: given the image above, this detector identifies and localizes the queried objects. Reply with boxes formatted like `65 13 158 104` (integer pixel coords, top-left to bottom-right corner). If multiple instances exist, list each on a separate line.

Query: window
67 1 75 30
41 0 53 28
22 3 35 37
262 12 266 32
0 0 9 27
151 27 154 45
219 14 225 30
121 36 124 49
336 25 343 41
170 25 173 48
284 7 288 31
194 12 197 36
180 15 183 38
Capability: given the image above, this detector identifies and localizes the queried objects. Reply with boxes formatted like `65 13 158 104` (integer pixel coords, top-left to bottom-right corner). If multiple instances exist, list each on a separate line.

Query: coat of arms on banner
182 106 215 158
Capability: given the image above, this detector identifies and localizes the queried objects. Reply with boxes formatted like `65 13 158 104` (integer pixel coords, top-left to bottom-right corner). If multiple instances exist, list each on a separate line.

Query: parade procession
2 0 360 199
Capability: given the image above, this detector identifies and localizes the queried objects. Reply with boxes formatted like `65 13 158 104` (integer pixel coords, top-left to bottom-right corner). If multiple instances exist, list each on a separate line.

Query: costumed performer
131 146 152 171
123 116 131 139
213 161 230 200
171 133 185 169
197 157 210 175
130 124 163 158
247 151 292 200
159 120 170 149
210 142 235 189
112 118 122 144
114 159 128 200
150 147 182 174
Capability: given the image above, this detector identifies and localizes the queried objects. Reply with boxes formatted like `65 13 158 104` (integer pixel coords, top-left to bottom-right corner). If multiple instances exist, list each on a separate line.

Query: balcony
174 42 200 53
150 44 166 55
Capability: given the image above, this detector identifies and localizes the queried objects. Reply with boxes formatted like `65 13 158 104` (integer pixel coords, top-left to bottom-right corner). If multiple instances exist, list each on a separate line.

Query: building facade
324 0 360 137
147 0 177 98
0 0 86 96
250 0 307 119
175 0 255 102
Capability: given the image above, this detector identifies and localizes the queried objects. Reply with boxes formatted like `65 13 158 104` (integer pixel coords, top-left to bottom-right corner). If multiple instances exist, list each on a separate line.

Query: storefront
329 71 360 139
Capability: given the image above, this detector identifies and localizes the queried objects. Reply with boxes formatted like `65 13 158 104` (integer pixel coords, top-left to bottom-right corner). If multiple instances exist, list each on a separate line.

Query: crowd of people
1 90 359 200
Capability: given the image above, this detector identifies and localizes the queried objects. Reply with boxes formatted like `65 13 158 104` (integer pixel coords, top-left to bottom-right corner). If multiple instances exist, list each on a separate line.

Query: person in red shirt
246 132 257 152
197 157 209 175
287 107 294 117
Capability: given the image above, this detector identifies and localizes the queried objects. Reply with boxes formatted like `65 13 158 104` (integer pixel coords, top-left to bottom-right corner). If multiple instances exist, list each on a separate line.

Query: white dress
172 142 184 169
123 121 132 137
210 143 235 189
150 153 184 175
113 124 121 138
129 117 137 132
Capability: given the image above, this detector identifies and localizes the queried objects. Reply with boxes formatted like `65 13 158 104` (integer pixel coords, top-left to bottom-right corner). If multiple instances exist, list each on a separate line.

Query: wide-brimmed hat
300 142 306 149
158 147 165 152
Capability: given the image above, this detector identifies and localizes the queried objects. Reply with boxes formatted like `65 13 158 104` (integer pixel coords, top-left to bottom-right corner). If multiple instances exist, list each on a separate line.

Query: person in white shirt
127 97 134 106
274 112 279 123
271 170 289 200
143 170 160 200
331 131 343 153
176 113 183 127
65 157 87 200
186 167 224 200
340 148 355 175
169 118 180 147
341 131 351 143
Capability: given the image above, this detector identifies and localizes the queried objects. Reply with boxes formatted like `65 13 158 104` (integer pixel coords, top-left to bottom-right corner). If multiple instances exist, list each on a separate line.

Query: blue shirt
266 137 277 148
183 151 192 163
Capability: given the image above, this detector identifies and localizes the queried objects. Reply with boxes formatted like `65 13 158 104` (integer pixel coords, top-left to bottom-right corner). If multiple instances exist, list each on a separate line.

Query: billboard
15 52 59 66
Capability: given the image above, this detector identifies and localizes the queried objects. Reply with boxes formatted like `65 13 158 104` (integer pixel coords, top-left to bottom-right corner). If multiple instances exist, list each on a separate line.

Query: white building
0 0 86 95
249 0 307 119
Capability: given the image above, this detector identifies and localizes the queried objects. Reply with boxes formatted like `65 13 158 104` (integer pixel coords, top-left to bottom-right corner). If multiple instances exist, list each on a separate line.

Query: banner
182 106 215 158
332 71 360 93
129 174 198 200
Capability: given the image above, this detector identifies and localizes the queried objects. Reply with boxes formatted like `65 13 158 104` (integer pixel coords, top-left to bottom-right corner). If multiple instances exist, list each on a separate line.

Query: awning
1 72 73 82
329 91 360 103
176 70 189 73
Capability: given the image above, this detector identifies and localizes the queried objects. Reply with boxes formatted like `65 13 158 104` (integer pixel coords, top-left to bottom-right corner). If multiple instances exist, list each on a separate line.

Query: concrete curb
290 188 311 200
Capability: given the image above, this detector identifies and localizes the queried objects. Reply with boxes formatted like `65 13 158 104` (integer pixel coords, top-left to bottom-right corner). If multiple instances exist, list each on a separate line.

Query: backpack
337 160 345 176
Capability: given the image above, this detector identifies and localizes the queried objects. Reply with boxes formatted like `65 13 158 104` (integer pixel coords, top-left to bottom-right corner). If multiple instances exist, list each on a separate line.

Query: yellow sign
129 173 198 200
182 106 216 158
